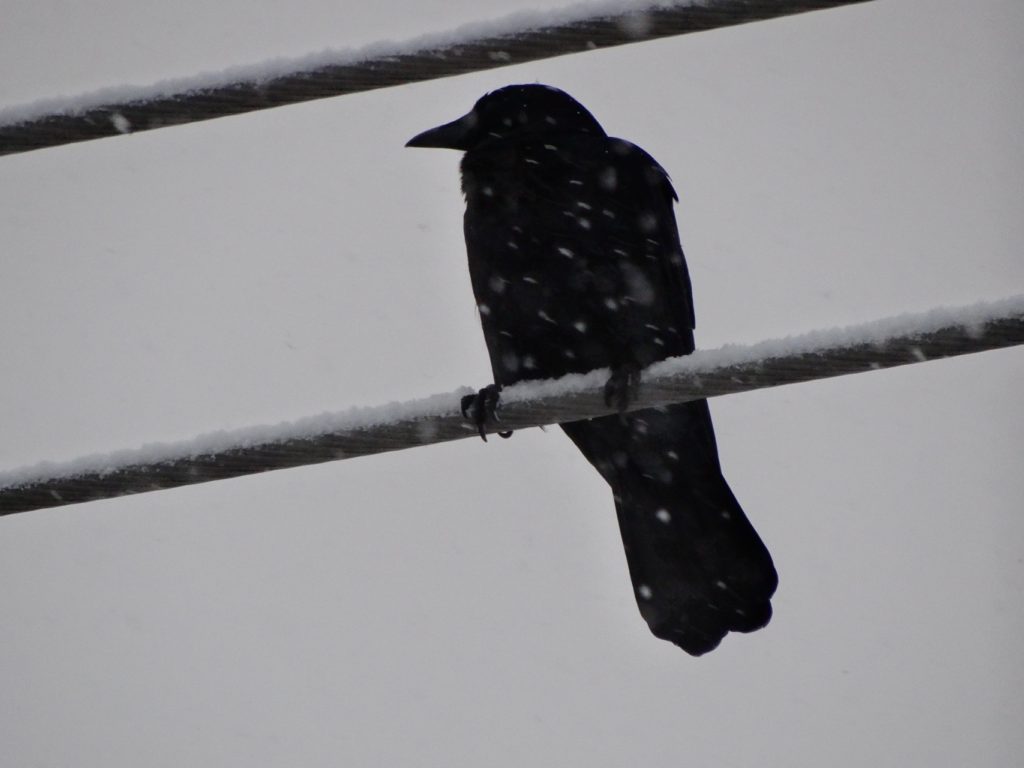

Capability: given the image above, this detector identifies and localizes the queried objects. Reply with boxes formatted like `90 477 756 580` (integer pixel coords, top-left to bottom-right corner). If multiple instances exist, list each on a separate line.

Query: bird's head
406 84 606 151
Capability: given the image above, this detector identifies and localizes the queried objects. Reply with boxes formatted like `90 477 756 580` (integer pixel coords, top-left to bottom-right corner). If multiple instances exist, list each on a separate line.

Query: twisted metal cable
1 300 1021 516
0 0 873 157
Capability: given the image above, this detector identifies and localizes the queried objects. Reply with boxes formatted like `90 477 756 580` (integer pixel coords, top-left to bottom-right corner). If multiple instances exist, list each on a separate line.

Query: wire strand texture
0 0 873 157
1 301 1021 515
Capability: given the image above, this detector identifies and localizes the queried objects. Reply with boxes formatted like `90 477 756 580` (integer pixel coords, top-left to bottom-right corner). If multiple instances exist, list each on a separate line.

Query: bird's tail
561 400 777 655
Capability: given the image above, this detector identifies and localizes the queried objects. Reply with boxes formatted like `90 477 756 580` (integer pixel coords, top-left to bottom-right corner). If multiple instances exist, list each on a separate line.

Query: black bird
407 84 777 655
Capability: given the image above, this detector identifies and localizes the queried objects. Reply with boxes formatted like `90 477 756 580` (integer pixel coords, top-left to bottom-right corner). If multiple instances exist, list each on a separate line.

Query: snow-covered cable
1 296 1021 516
0 0 872 157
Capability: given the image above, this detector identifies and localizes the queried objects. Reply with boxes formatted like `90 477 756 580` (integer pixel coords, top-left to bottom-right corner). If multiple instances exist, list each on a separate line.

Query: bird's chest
461 161 645 379
464 173 612 311
461 149 610 285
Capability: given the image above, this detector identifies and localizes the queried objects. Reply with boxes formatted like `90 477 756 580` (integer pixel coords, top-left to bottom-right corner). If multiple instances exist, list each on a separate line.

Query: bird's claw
604 364 642 412
461 384 513 442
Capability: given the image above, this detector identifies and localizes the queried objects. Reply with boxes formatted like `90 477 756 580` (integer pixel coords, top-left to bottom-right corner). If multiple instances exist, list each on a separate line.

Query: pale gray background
2 1 1022 765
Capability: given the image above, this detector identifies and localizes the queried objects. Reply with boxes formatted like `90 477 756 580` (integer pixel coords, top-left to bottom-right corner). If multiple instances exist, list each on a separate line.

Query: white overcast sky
1 1 1023 766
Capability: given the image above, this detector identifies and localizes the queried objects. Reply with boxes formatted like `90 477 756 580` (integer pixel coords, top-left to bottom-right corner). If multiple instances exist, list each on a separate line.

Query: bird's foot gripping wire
461 384 513 442
603 364 642 413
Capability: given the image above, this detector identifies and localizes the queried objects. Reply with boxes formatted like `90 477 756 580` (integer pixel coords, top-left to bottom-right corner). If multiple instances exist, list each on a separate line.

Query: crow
407 84 777 655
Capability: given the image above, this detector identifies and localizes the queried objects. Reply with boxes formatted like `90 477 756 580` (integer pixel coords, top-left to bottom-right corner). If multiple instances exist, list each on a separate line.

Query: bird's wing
518 135 696 360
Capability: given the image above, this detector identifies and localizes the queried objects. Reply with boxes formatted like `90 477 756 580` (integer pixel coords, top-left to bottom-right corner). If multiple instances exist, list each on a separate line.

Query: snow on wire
0 0 873 157
1 295 1022 516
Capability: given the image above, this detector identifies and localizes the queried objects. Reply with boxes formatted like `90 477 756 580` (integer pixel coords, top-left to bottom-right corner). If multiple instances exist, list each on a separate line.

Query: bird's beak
405 110 478 150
